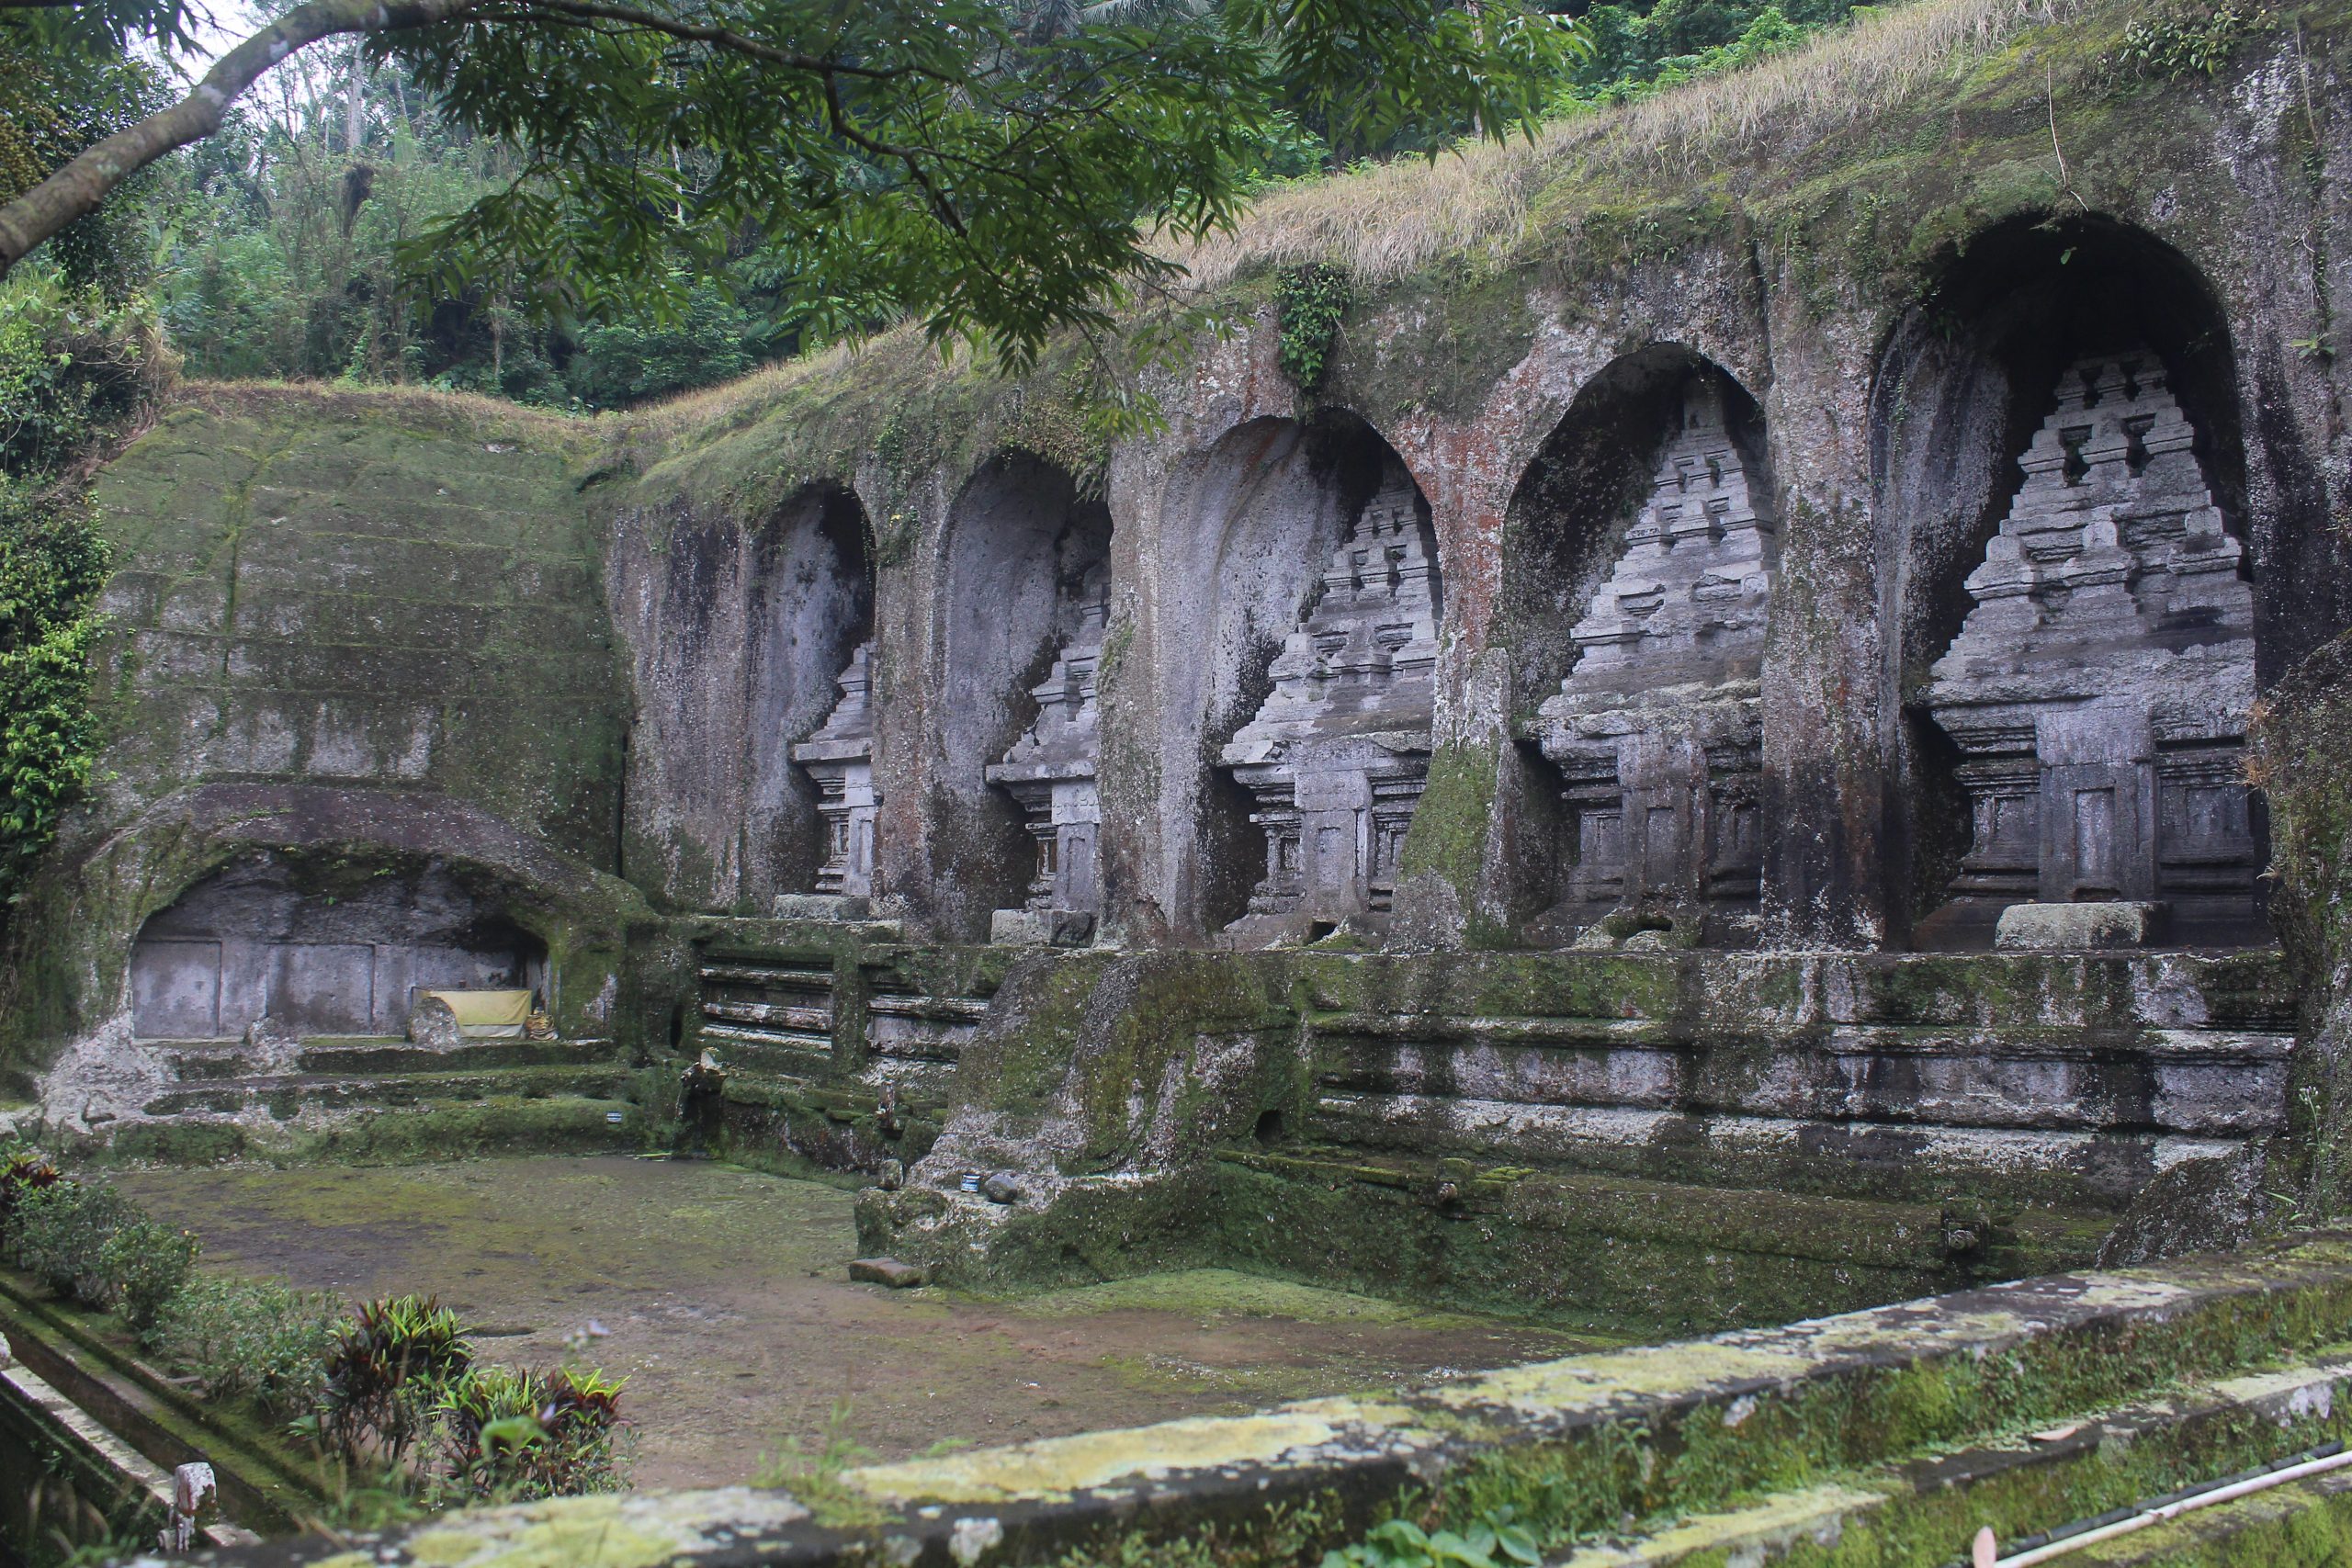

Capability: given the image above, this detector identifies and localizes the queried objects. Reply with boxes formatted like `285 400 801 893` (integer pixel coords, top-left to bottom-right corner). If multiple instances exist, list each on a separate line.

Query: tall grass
1169 0 2087 293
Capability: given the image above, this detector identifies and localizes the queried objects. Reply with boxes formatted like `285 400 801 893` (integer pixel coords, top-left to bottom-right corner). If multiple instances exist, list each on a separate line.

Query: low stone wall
669 920 2297 1328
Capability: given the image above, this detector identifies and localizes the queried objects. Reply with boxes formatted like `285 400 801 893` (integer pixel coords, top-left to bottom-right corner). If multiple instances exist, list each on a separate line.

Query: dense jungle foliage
0 28 165 924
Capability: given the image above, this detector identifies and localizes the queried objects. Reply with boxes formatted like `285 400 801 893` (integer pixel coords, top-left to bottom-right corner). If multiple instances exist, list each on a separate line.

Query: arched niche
1874 214 2267 949
930 450 1114 942
752 485 876 903
129 852 548 1041
1498 347 1775 946
620 483 873 912
1159 412 1441 943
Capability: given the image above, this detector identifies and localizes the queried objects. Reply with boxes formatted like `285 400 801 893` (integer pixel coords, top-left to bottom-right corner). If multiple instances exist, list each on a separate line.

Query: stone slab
847 1257 927 1289
1996 901 2168 952
774 894 872 922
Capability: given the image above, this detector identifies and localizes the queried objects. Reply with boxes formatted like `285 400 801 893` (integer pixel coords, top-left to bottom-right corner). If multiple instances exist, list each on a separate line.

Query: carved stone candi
1919 351 2261 948
1219 460 1440 942
785 639 880 917
987 574 1108 945
1532 374 1776 944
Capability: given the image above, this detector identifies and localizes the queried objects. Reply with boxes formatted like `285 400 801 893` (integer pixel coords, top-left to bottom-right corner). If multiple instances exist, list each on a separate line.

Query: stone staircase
683 920 1009 1173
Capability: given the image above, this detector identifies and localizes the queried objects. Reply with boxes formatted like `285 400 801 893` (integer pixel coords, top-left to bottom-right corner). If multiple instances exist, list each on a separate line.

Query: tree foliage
4 0 1585 371
1555 0 1864 107
0 32 162 920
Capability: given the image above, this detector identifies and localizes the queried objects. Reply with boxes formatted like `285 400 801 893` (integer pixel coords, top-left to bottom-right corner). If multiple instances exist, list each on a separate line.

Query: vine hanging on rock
1276 264 1352 393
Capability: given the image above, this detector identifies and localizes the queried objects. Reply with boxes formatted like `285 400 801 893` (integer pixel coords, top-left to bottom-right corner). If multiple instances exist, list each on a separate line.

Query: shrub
433 1363 628 1503
2118 1 2266 79
319 1294 472 1467
0 1146 60 1222
6 1179 135 1303
96 1218 199 1339
152 1274 342 1420
1322 1508 1544 1568
0 478 113 918
1275 263 1351 392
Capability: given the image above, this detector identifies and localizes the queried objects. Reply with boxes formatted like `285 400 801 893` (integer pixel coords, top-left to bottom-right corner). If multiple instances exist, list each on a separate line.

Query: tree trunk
0 0 481 278
345 56 366 154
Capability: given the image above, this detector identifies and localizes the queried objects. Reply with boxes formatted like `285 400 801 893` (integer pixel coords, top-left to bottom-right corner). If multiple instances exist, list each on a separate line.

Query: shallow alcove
752 485 876 902
129 852 547 1040
1873 214 2271 949
1497 347 1774 946
618 483 873 911
1157 412 1441 942
931 451 1114 941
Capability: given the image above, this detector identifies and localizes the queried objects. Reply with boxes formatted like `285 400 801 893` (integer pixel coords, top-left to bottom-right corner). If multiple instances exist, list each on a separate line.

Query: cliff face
11 0 2352 1281
585 0 2352 959
0 388 647 1093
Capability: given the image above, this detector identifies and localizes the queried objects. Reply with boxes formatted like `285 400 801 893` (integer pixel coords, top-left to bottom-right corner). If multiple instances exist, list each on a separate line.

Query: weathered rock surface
405 998 463 1052
846 1257 926 1289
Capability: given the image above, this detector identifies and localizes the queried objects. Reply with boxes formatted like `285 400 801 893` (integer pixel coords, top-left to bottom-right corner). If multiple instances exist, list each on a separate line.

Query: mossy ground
113 1155 1600 1490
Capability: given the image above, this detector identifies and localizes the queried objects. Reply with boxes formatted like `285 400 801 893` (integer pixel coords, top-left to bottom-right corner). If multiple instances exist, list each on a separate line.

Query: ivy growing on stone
2118 1 2267 80
0 479 110 920
1276 263 1351 393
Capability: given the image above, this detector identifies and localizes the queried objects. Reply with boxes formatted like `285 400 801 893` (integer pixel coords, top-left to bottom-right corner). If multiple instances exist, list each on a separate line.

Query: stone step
156 1038 605 1081
1310 1012 2294 1061
140 1063 631 1119
1300 1098 2248 1211
1217 1145 2109 1269
701 1000 835 1034
1311 1028 2289 1137
696 1031 835 1077
1296 949 2297 1032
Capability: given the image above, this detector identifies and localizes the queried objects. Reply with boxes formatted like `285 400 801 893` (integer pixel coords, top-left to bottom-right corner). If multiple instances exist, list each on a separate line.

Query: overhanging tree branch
0 0 481 275
502 0 927 83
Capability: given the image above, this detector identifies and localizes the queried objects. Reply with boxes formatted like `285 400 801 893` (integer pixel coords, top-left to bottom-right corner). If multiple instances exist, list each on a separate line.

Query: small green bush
1322 1509 1543 1568
96 1218 199 1339
153 1274 342 1419
1275 264 1351 392
319 1294 473 1467
2118 2 2266 78
0 1146 60 1220
6 1179 135 1303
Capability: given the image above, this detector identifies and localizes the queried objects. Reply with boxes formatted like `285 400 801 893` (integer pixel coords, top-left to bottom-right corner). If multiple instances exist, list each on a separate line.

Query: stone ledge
185 1230 2352 1567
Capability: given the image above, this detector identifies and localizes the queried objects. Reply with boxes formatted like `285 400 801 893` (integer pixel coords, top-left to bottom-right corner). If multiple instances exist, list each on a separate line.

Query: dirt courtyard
118 1156 1602 1489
